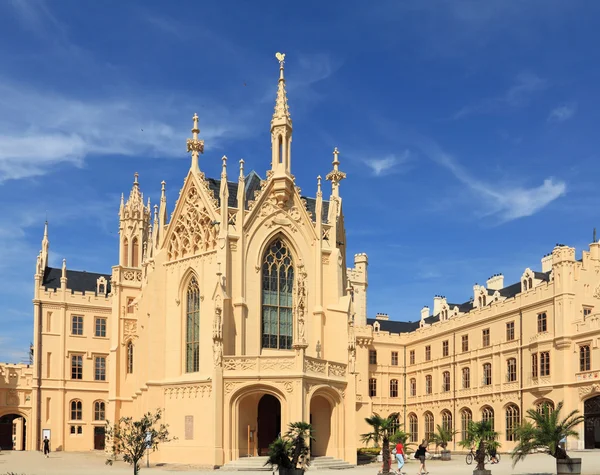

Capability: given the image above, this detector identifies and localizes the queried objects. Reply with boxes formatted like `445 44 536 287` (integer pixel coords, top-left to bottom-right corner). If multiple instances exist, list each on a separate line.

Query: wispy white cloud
0 80 256 182
548 103 577 122
418 139 566 222
364 150 411 176
452 72 547 119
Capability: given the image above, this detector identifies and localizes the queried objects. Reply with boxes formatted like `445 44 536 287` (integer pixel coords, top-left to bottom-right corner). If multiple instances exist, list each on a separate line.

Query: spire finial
222 155 228 177
272 53 291 124
239 159 245 180
326 147 346 198
133 172 139 185
317 175 322 196
594 227 597 243
186 113 205 172
43 220 48 239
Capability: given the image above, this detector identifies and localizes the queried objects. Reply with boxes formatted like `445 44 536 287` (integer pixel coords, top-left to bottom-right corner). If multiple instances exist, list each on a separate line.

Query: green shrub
358 447 381 455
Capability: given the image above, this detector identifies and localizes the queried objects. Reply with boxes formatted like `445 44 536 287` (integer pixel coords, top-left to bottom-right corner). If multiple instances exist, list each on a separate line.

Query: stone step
220 456 272 471
308 457 354 470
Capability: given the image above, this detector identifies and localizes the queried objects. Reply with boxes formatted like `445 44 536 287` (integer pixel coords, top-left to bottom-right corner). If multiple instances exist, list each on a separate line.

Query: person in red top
394 441 406 474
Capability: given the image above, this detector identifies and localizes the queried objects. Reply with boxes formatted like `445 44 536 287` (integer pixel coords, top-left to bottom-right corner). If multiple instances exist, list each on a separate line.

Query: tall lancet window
262 239 294 350
186 276 200 372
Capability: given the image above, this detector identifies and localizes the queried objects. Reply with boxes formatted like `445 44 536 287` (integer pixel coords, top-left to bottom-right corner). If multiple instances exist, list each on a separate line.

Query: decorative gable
167 183 217 261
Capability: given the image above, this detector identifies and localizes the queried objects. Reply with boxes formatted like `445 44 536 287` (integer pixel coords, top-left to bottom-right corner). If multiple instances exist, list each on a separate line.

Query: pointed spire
126 172 144 211
239 159 245 180
317 175 322 197
326 147 346 198
221 155 228 179
40 221 49 271
594 227 597 243
272 53 292 125
61 259 67 287
186 113 205 172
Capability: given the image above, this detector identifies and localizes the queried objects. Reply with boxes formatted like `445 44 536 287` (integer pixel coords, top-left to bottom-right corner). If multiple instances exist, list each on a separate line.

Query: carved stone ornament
225 381 241 394
294 264 308 346
276 380 294 393
164 383 211 399
213 302 223 341
578 383 600 397
6 389 19 406
122 319 138 343
213 341 223 367
223 358 256 371
167 184 218 261
261 358 295 371
594 283 600 299
305 358 326 374
123 270 142 282
328 362 347 377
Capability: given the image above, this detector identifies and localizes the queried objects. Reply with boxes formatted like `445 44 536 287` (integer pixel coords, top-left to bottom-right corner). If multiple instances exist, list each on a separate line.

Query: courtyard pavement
1 450 600 475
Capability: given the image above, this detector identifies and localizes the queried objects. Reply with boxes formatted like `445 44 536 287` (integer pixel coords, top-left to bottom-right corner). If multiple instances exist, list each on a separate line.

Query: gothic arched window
94 401 106 421
127 342 134 374
186 276 200 373
132 238 139 267
460 408 472 441
505 404 520 441
123 238 129 267
261 239 294 350
482 405 494 430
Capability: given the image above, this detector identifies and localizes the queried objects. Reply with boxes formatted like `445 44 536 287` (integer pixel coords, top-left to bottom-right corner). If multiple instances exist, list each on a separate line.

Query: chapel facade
8 54 600 463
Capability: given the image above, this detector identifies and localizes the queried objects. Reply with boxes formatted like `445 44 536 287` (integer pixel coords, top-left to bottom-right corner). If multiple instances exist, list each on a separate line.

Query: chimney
420 306 430 321
486 274 504 291
433 296 444 316
375 313 389 321
541 253 553 273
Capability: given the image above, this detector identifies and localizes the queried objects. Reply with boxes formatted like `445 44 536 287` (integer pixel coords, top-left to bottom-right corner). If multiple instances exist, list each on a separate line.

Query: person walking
415 440 429 475
43 436 50 458
395 440 406 474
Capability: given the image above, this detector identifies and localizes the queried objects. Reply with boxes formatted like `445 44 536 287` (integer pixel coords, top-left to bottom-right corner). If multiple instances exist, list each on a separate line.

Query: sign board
145 432 152 448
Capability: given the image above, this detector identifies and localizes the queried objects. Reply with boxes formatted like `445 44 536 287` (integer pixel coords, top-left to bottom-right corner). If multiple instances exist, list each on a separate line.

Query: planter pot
279 469 304 475
472 470 491 475
441 450 451 461
557 458 582 475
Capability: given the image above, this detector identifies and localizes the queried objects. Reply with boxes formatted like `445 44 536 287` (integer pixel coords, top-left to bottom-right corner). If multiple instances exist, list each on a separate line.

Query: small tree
360 412 399 474
511 401 584 467
458 420 500 471
105 409 174 475
431 424 457 451
286 421 314 468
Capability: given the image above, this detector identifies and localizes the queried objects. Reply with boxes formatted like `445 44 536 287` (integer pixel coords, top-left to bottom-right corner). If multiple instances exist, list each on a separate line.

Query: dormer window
96 277 107 296
373 321 380 333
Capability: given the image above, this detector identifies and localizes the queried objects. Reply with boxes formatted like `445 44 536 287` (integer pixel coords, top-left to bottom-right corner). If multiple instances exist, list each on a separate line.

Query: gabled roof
42 267 111 294
302 197 330 223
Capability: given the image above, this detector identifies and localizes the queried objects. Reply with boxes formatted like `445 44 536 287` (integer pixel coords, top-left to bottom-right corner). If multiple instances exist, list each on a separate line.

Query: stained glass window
186 277 200 372
261 239 294 350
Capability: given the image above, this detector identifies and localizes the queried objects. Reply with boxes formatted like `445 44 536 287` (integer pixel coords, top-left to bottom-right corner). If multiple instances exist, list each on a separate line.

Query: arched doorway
257 395 281 455
310 395 332 456
584 395 600 449
0 414 26 450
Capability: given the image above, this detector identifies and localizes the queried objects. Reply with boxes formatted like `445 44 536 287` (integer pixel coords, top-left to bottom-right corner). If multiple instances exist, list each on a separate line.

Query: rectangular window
71 316 83 336
462 335 469 352
95 318 107 337
442 371 450 392
538 312 547 333
462 367 470 389
425 345 431 361
483 363 492 385
507 358 517 382
369 378 377 397
531 353 538 378
95 356 106 381
482 328 490 347
127 297 134 313
409 350 415 365
425 375 432 394
391 351 398 366
410 378 416 396
390 379 398 398
583 307 593 318
46 352 51 378
540 351 550 376
46 311 52 332
442 340 449 357
580 345 591 372
506 321 515 341
369 350 377 365
71 355 83 380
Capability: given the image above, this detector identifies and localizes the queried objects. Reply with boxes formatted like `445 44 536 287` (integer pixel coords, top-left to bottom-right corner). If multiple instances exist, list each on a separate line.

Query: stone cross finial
134 172 139 185
326 147 346 198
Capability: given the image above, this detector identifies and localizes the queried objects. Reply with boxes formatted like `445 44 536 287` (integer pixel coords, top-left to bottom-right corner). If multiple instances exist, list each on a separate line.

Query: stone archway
0 414 26 450
584 395 600 449
310 395 332 456
233 388 285 460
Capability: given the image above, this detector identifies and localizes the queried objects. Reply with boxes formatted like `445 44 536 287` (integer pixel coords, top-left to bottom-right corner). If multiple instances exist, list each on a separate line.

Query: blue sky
1 0 599 362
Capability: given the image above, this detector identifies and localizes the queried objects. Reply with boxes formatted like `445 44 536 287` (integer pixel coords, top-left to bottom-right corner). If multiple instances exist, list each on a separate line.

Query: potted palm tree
265 421 314 475
458 420 500 475
432 424 457 461
360 412 399 475
511 401 584 475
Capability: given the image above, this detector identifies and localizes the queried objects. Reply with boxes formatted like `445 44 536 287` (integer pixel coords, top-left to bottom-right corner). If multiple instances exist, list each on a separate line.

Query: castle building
1 54 599 463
